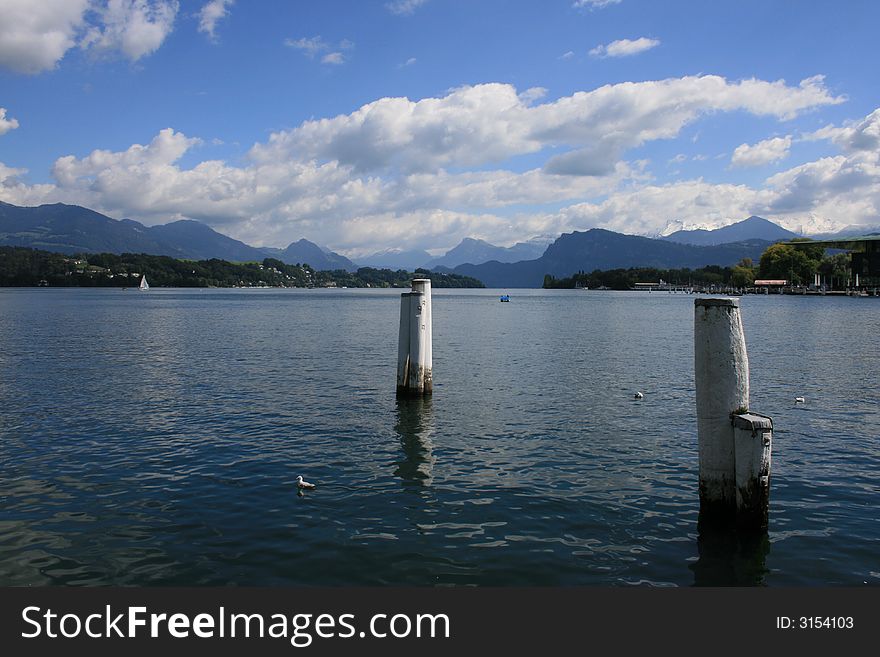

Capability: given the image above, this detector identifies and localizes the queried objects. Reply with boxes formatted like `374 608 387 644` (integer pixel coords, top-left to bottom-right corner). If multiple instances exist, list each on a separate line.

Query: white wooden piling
411 278 433 381
694 298 750 519
732 413 773 529
397 278 433 396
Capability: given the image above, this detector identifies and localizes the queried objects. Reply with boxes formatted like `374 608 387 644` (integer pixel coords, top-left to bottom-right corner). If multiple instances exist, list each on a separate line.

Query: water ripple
0 288 877 585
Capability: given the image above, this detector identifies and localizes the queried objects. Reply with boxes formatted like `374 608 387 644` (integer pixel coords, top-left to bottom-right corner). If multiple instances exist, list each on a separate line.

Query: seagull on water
634 391 644 400
296 475 316 490
795 396 805 404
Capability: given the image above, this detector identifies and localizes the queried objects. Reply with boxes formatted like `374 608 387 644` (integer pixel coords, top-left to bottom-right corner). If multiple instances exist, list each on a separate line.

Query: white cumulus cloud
552 179 770 236
806 108 880 154
0 0 90 74
0 162 27 184
251 76 842 178
731 136 792 168
0 78 868 254
764 149 880 220
590 37 660 58
198 0 233 40
0 108 20 135
81 0 179 62
567 109 880 235
0 1 179 73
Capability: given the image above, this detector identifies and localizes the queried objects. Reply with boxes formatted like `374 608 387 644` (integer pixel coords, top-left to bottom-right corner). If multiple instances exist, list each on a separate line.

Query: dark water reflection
691 523 771 587
394 398 435 487
0 288 877 586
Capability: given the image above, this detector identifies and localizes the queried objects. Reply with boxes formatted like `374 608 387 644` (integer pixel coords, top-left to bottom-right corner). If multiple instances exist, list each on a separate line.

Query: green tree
758 243 818 284
731 266 755 287
729 258 756 287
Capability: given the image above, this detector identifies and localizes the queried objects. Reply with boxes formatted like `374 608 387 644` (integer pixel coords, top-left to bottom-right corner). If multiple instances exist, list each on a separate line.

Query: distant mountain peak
275 238 356 271
661 215 798 246
427 234 551 268
658 218 716 237
779 214 846 236
356 246 433 270
741 215 777 225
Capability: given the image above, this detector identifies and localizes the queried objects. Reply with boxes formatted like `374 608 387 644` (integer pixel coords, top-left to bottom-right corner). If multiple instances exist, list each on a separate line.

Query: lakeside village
0 248 485 289
1 236 879 294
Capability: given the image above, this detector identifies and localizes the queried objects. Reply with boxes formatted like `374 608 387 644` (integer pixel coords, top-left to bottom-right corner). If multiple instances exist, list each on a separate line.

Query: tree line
544 239 859 289
0 247 485 288
542 264 751 290
755 240 851 286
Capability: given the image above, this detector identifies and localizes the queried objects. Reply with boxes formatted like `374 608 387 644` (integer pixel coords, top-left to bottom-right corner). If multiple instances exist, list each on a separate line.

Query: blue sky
1 0 879 255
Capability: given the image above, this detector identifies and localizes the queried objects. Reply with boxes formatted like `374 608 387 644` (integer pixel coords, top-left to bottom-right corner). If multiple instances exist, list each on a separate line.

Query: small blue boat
500 295 510 302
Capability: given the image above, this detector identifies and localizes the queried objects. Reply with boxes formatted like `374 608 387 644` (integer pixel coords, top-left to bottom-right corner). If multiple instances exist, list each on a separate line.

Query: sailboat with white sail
139 275 150 291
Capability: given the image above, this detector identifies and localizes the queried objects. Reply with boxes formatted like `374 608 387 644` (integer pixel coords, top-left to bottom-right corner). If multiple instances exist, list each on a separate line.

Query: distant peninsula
0 247 485 289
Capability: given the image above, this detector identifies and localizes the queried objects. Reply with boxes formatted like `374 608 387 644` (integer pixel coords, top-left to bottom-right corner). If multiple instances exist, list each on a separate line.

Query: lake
0 287 877 586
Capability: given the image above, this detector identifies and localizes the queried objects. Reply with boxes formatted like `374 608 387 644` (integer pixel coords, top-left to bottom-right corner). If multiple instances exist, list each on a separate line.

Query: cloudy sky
1 0 878 256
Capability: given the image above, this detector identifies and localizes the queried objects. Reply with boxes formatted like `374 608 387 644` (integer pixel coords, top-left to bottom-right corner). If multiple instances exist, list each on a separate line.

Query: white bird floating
795 396 805 404
296 475 316 490
634 391 644 400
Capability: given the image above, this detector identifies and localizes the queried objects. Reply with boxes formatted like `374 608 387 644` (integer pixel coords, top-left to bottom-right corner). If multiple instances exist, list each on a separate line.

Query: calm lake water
0 288 877 586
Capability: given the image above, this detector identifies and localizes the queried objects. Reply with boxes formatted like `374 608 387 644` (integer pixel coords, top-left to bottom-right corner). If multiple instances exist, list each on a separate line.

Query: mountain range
424 236 553 269
0 201 357 271
451 230 774 288
261 239 357 271
810 224 880 239
2 201 870 287
354 236 554 270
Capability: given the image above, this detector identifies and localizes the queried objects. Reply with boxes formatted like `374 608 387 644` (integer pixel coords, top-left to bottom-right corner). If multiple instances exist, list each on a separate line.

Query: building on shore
788 235 880 290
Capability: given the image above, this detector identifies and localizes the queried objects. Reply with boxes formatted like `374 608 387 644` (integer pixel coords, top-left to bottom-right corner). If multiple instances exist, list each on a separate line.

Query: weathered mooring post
733 412 772 529
694 298 772 529
397 278 433 396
